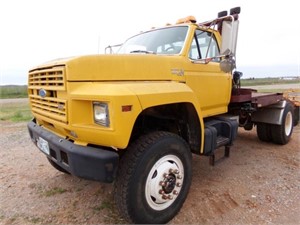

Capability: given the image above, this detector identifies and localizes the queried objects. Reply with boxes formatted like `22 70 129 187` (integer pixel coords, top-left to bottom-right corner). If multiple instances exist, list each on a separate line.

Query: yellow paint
28 23 232 153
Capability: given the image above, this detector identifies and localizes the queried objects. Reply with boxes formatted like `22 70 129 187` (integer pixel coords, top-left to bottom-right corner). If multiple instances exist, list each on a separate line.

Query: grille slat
29 80 64 85
28 66 68 124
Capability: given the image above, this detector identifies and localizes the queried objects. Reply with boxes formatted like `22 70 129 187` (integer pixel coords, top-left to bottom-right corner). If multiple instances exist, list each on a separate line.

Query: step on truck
27 7 298 224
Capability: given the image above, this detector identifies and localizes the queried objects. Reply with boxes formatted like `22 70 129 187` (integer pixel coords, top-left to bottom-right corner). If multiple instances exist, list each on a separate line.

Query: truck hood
36 54 181 81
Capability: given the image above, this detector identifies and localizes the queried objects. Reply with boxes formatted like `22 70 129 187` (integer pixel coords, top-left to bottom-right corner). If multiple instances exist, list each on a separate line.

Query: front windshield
118 26 188 55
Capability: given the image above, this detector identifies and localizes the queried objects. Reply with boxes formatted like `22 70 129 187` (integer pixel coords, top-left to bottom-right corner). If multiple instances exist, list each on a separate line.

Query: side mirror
219 7 240 72
221 19 239 57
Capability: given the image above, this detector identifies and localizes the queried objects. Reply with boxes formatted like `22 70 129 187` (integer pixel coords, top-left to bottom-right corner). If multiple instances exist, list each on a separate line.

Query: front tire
114 131 192 224
47 158 70 174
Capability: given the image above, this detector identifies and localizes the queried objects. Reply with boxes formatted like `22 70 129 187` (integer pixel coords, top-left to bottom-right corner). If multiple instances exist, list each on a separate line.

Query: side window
189 30 220 61
189 38 199 60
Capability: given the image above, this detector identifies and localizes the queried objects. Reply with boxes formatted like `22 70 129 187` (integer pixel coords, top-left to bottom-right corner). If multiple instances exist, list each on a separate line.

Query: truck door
184 29 232 117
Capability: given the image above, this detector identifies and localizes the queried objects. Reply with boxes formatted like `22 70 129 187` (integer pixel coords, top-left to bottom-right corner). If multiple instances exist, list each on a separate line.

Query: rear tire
256 123 272 142
271 102 294 145
294 106 299 126
114 131 192 224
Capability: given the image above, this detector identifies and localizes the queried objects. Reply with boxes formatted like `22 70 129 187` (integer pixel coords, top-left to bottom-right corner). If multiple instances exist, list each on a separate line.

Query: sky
0 0 300 85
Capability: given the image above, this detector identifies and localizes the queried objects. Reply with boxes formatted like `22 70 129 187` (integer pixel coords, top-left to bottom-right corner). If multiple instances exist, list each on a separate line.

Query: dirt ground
0 120 299 224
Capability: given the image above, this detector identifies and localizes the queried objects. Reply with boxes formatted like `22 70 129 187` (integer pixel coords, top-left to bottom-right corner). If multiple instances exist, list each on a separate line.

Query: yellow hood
40 54 180 81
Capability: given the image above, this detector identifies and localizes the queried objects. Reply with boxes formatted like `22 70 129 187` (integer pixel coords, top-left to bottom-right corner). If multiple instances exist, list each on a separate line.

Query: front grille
28 66 68 124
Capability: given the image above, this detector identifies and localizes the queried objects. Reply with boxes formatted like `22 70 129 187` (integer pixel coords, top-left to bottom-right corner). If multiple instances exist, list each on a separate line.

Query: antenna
98 35 101 54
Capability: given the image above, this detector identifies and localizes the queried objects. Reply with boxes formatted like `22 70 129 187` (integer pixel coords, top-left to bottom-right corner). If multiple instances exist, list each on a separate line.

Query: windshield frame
118 25 190 55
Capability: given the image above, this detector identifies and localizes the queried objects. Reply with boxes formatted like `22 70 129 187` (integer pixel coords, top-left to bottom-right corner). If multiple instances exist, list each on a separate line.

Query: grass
27 216 43 224
0 85 28 99
0 100 32 122
241 77 300 86
93 200 114 211
241 87 292 93
92 199 125 224
43 187 67 197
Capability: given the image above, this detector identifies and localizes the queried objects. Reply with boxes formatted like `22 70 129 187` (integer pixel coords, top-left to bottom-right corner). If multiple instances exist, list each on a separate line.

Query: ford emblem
39 89 47 98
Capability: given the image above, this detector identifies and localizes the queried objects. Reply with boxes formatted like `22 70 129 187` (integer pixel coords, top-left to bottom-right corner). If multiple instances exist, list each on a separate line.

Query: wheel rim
285 111 293 136
145 155 184 211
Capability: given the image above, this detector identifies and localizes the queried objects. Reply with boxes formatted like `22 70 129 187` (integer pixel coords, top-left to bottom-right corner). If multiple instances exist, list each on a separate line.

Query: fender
252 100 288 125
126 81 205 152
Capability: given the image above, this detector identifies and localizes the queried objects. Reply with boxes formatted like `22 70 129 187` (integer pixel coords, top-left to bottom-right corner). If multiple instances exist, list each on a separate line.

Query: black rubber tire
271 102 294 145
47 158 70 174
294 106 299 126
256 123 272 142
114 131 192 224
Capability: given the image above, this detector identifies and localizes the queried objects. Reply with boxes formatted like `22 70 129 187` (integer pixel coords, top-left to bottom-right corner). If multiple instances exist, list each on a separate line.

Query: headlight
93 102 110 127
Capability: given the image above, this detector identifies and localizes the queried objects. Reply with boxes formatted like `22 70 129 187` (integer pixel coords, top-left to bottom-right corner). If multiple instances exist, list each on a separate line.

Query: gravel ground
0 120 299 224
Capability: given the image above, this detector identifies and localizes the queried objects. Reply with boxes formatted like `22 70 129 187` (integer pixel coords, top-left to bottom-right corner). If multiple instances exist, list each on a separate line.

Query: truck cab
116 18 233 117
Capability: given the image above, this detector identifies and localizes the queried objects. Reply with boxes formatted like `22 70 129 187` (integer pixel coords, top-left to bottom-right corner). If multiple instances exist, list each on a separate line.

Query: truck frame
27 7 298 224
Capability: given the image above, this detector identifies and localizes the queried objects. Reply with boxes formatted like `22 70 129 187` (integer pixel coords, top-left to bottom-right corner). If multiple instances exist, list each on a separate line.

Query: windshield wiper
130 50 156 54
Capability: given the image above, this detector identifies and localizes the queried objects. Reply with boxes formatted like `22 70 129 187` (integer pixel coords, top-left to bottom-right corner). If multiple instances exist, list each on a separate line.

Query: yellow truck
27 7 298 223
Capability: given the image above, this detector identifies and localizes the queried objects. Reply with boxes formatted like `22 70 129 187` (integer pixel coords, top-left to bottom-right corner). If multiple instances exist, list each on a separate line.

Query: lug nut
177 175 182 179
176 182 182 187
173 190 179 195
159 181 166 187
168 195 173 200
163 173 168 178
159 189 165 195
162 194 168 200
174 169 179 174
